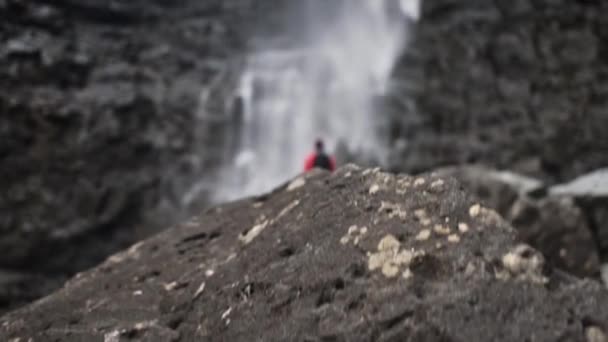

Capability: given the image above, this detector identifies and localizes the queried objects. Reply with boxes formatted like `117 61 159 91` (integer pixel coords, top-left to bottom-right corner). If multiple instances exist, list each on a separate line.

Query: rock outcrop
1 166 607 341
435 166 601 279
508 196 600 278
550 170 608 270
0 0 258 312
390 0 608 181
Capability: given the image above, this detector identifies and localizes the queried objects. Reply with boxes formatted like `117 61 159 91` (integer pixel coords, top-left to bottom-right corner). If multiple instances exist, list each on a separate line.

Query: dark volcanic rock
390 0 608 181
509 197 600 278
1 166 608 341
435 166 600 278
0 0 263 312
550 169 608 259
434 166 542 215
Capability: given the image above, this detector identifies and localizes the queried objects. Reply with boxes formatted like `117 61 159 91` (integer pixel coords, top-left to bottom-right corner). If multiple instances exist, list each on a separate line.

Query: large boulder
435 166 601 278
1 166 607 341
508 197 600 278
433 165 542 214
550 169 608 269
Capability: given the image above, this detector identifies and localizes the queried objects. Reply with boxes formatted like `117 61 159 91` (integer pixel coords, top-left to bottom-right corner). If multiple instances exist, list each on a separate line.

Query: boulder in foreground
1 166 608 341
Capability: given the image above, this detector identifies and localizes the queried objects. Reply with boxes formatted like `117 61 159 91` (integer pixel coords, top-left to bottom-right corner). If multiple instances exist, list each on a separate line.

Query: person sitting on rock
304 139 336 172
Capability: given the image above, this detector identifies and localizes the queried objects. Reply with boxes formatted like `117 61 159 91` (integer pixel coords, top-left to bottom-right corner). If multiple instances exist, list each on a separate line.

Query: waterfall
213 0 419 201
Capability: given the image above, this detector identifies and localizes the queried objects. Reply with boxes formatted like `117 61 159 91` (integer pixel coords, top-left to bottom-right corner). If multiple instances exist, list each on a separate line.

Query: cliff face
390 0 608 181
2 166 607 341
0 0 255 311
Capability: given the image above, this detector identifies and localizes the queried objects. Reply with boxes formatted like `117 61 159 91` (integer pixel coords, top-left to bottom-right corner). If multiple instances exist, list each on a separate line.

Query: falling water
214 0 419 201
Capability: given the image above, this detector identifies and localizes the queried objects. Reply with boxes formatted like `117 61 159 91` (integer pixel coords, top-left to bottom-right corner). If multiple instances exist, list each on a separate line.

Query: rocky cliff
390 0 608 181
436 165 604 279
2 166 607 341
0 0 257 312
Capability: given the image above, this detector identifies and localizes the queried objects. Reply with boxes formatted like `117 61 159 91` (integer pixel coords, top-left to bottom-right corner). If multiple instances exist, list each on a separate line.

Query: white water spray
214 0 419 201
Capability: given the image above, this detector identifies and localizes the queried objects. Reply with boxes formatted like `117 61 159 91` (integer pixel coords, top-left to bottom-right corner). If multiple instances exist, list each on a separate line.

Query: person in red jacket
304 139 336 172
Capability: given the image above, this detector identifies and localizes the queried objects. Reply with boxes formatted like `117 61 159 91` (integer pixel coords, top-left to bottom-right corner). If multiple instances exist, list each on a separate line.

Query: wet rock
1 167 608 341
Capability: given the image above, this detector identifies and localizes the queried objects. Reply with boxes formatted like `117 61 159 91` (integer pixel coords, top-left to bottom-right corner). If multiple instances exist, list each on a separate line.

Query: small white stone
205 269 215 277
414 178 426 187
133 290 143 296
434 224 451 235
378 235 401 251
415 209 432 226
430 179 445 188
402 268 413 279
382 262 400 278
369 184 380 195
164 282 179 291
239 220 269 244
469 204 481 218
193 282 206 299
134 321 153 331
414 209 427 218
447 234 460 243
415 229 432 241
287 177 306 191
221 307 233 320
458 223 470 233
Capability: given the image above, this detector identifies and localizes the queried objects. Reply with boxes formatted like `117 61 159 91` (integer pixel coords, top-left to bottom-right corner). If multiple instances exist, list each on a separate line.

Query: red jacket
304 152 336 172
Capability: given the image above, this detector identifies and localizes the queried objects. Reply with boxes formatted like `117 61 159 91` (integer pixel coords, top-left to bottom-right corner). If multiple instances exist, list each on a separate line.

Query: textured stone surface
508 196 600 278
550 169 608 260
390 0 608 181
0 0 266 312
1 166 607 341
436 166 601 278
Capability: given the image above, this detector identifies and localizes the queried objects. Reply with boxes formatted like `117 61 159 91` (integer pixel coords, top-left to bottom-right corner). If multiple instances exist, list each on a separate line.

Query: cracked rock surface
1 166 607 341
